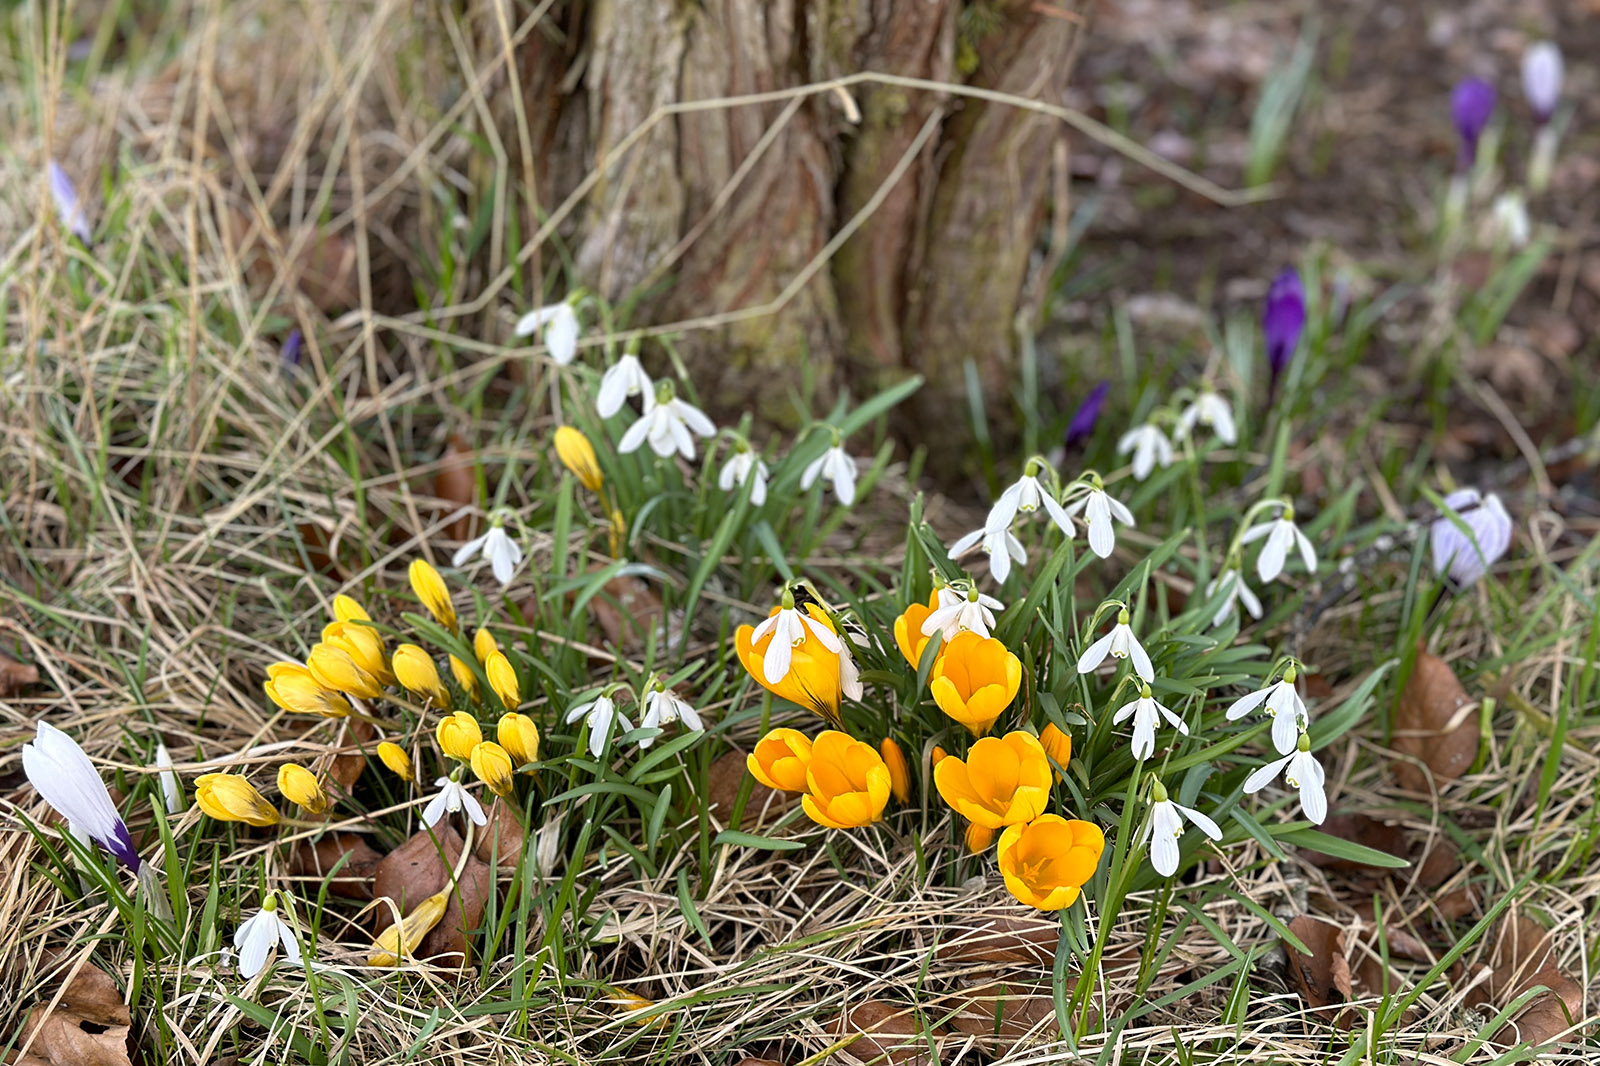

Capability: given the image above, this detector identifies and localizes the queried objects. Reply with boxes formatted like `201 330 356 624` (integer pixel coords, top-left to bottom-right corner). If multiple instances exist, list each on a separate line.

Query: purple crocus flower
47 160 91 244
22 721 141 872
1065 380 1110 450
1451 78 1496 170
281 329 303 370
1263 268 1306 394
1430 488 1512 587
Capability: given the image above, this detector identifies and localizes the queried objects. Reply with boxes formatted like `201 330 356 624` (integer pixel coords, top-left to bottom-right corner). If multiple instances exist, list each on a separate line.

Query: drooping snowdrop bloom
1263 268 1306 395
638 680 703 748
23 721 141 872
717 445 769 506
1243 733 1327 824
234 893 302 979
922 585 1003 641
597 352 653 418
751 595 844 684
1142 779 1223 877
1076 607 1154 683
619 380 717 460
566 693 635 758
48 160 91 244
1241 503 1318 583
1225 666 1308 756
451 515 524 587
801 434 858 506
949 522 1028 584
1065 381 1109 450
1064 481 1135 560
1112 684 1188 761
152 741 183 815
422 774 487 829
986 459 1075 540
1175 389 1237 446
1451 78 1496 170
1204 568 1263 628
514 300 580 365
1429 488 1513 587
1521 42 1562 125
1117 423 1174 482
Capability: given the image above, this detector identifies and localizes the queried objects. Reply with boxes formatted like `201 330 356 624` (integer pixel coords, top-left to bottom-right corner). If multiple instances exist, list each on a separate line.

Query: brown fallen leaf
472 797 526 864
945 980 1057 1044
371 824 491 964
732 1060 787 1066
588 572 666 654
434 435 478 544
706 749 796 830
1392 650 1478 793
325 719 377 794
1 652 42 698
15 950 132 1066
1284 916 1353 1028
1486 916 1584 1046
933 916 1058 967
286 833 382 901
1300 814 1408 873
829 1000 941 1066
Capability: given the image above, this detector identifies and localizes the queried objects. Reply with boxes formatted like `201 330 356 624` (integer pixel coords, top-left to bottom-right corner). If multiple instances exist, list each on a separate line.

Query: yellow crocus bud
498 713 541 768
408 559 457 632
277 763 329 815
449 655 481 703
473 627 498 665
929 631 1022 737
554 426 604 493
332 594 370 622
997 815 1105 910
930 745 949 768
470 741 515 799
608 508 627 559
376 742 415 782
1039 722 1073 781
435 711 482 761
194 773 280 826
966 823 997 854
879 738 911 805
392 644 451 709
484 651 520 711
322 621 393 686
368 887 450 966
746 728 812 792
307 643 385 700
800 731 891 829
264 662 351 718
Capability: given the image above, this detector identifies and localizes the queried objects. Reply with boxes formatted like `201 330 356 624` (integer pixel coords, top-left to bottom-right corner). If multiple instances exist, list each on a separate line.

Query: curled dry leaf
933 916 1058 967
1486 916 1584 1047
287 833 382 901
434 435 478 544
829 1000 941 1066
472 797 526 864
945 980 1057 1044
1284 916 1353 1029
15 950 132 1066
706 749 795 830
1391 650 1478 793
371 824 492 964
0 652 42 699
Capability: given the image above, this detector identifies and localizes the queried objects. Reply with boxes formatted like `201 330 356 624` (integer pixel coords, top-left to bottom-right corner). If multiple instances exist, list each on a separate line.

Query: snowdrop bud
1521 42 1562 125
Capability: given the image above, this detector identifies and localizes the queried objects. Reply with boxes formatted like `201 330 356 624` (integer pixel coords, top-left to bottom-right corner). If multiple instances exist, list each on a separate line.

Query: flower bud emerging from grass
892 593 939 668
746 728 812 792
554 426 604 493
376 742 414 782
264 662 352 718
965 823 996 854
277 763 329 815
879 738 911 804
332 594 370 622
449 655 481 703
485 651 520 711
393 644 451 708
1038 723 1073 781
307 644 385 700
368 887 450 966
470 741 515 799
497 713 540 767
435 711 483 761
408 558 457 632
195 773 280 826
473 627 498 664
929 631 1022 737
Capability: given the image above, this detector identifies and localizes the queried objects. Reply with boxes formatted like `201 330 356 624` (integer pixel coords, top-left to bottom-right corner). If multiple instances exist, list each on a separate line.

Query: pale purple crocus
1521 43 1562 126
1066 381 1110 450
1430 489 1512 587
1263 268 1306 395
281 329 303 370
48 160 91 244
1451 78 1496 170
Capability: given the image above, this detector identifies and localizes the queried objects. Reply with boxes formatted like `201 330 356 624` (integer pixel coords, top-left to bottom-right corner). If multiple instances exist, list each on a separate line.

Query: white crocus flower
751 601 843 684
234 893 301 979
514 301 580 366
801 441 858 507
949 523 1028 584
1430 489 1513 587
1225 669 1309 755
23 721 142 872
451 521 524 587
618 382 717 460
1112 684 1188 761
921 586 1003 641
987 464 1075 539
1064 485 1135 559
1240 504 1317 583
1205 568 1263 628
638 684 704 748
597 353 653 418
1176 390 1237 445
566 694 635 759
423 775 487 829
1243 734 1327 824
1076 609 1154 683
717 448 769 506
153 742 183 815
1142 782 1223 877
1117 423 1174 481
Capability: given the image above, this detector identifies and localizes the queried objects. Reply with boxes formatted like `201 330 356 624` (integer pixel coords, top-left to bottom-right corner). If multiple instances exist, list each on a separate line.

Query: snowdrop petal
800 453 826 490
1129 639 1154 683
1130 709 1156 760
1225 686 1272 721
1243 753 1294 794
237 915 274 978
452 534 489 569
1076 632 1114 674
1175 803 1223 840
597 365 632 418
1295 528 1318 574
1271 709 1299 756
617 416 652 454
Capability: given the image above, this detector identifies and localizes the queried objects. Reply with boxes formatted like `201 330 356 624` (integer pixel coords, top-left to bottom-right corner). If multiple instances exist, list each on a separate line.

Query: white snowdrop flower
422 775 487 829
1117 423 1174 481
801 438 859 507
48 161 91 244
921 585 1003 641
1076 607 1154 683
234 893 302 979
451 518 524 587
1064 484 1135 559
23 721 141 871
565 694 635 759
1243 733 1327 825
1142 781 1223 877
514 300 580 366
948 523 1028 584
1240 504 1318 583
1205 568 1263 628
1224 667 1308 756
618 381 717 460
751 600 844 685
638 682 703 749
1522 41 1563 124
1429 489 1513 587
1112 684 1188 761
152 742 183 815
1485 192 1530 249
717 447 769 506
1176 390 1237 445
986 461 1075 539
838 641 864 702
597 353 653 418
